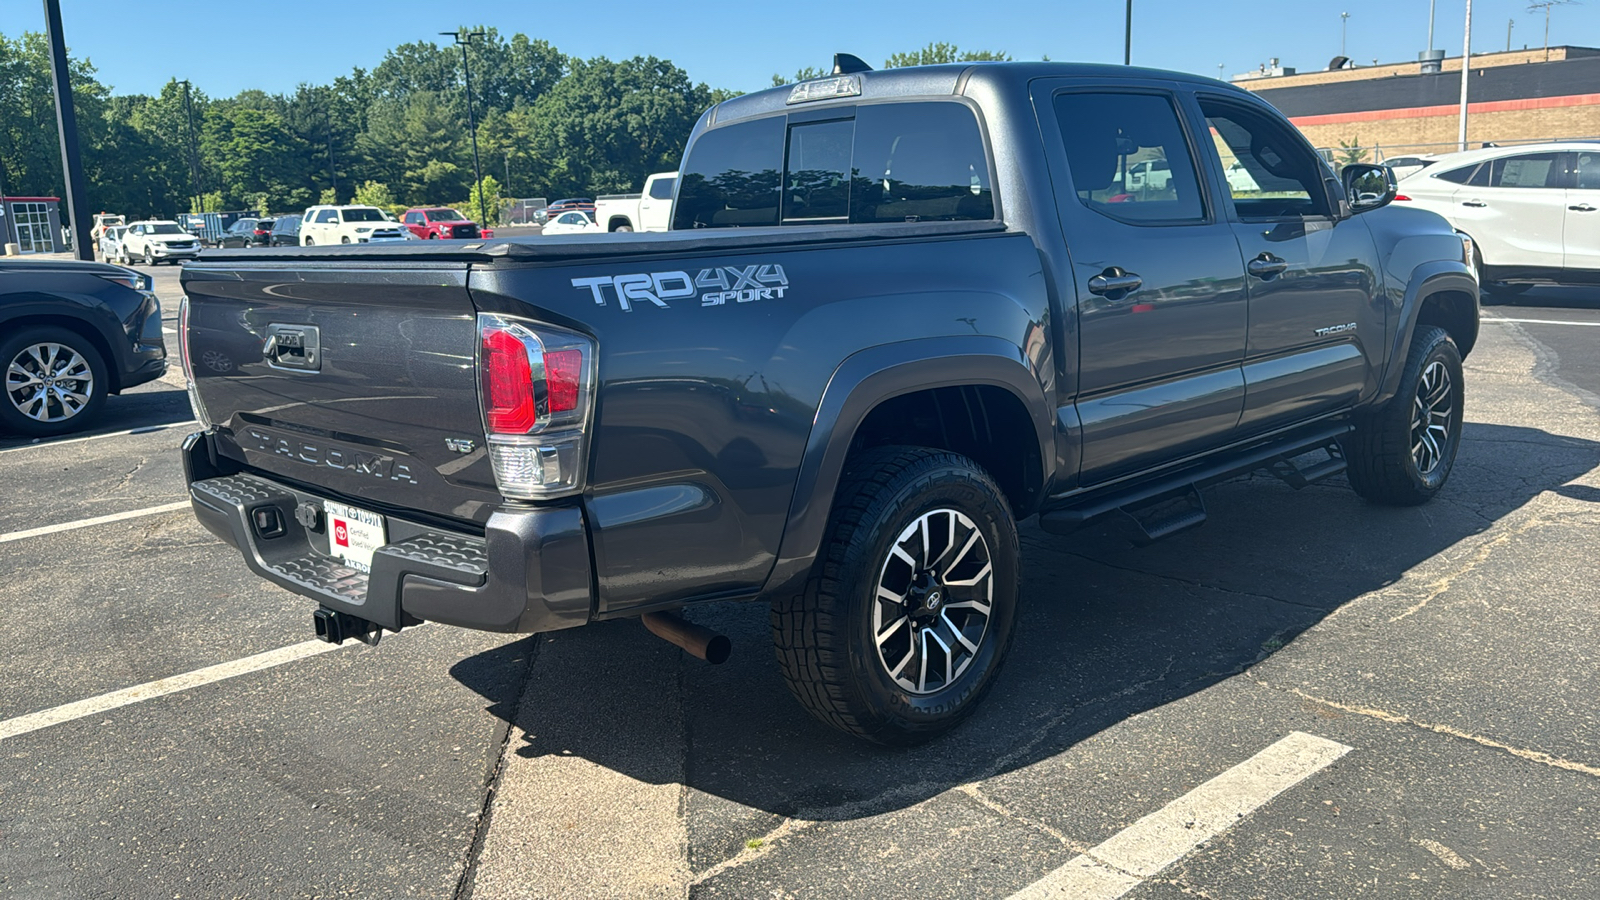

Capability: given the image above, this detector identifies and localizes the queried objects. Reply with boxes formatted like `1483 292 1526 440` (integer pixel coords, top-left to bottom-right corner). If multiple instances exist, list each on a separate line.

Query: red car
401 208 494 240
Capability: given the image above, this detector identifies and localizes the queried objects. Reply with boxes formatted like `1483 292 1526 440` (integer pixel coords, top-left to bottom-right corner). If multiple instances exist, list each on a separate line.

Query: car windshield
342 209 386 222
149 224 185 235
428 209 465 221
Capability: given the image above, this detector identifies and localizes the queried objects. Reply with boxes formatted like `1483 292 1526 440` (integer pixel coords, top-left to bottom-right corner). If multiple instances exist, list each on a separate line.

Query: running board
1038 423 1352 538
1119 486 1207 546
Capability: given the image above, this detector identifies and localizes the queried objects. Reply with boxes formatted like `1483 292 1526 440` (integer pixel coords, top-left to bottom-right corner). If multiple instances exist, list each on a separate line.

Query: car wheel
0 326 109 437
1342 325 1464 506
304 237 314 246
341 236 351 244
427 233 438 239
614 224 633 233
770 446 1020 745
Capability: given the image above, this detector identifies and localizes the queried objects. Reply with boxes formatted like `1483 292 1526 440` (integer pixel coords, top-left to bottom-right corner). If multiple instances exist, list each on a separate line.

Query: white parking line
0 420 199 454
1481 316 1600 327
1008 732 1352 900
0 501 190 544
0 639 350 743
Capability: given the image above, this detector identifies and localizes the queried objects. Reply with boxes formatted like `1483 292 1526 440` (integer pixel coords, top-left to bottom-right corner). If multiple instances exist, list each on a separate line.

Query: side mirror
1341 163 1398 213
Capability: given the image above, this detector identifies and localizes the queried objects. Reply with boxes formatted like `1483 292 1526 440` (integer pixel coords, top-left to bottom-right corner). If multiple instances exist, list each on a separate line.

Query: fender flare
761 335 1054 599
1378 261 1478 404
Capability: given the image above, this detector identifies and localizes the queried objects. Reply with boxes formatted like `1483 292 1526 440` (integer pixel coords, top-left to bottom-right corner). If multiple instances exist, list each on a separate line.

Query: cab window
1054 91 1206 224
1199 97 1329 218
1486 153 1566 188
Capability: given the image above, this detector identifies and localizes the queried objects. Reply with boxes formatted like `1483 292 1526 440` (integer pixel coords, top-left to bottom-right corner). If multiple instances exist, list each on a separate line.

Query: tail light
177 295 213 428
253 229 270 236
477 314 596 500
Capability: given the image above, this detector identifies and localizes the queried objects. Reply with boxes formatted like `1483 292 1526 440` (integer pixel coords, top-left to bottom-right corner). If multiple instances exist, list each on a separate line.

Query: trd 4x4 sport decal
572 264 789 311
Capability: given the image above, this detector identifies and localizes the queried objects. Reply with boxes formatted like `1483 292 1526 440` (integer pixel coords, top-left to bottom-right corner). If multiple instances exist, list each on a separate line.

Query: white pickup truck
593 172 676 232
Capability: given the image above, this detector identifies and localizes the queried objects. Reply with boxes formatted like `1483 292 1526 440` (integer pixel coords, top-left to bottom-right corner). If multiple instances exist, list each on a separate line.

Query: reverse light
477 314 596 500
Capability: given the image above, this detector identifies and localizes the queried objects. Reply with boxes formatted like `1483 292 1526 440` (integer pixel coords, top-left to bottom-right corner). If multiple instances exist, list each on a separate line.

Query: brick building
1234 47 1600 160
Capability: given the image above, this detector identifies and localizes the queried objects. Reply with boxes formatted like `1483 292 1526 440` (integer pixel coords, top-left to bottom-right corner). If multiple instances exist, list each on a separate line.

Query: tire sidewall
0 327 109 436
842 464 1020 735
1401 331 1464 494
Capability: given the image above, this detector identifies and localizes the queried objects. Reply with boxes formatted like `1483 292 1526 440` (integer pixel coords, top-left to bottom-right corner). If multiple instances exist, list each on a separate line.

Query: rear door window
648 176 677 200
1487 153 1567 188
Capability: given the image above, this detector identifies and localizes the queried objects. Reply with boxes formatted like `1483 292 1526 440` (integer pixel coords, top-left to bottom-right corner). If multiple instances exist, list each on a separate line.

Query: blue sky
7 0 1600 98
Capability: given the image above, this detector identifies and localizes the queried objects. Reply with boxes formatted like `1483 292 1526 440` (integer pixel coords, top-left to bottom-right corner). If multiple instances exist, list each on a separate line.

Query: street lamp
1341 11 1351 56
1124 0 1132 65
442 29 489 229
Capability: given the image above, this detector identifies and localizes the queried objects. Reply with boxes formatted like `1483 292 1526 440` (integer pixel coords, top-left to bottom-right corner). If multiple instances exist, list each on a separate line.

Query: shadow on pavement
0 384 190 450
450 421 1600 822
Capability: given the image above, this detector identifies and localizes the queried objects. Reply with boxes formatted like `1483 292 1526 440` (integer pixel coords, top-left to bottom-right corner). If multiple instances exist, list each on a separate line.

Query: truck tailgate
182 263 501 525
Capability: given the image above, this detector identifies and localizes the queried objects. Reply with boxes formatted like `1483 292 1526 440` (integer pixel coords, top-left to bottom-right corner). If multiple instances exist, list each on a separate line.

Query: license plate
324 501 386 573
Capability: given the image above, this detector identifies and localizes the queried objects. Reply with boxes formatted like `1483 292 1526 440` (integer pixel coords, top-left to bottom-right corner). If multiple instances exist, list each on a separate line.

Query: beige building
1235 47 1600 159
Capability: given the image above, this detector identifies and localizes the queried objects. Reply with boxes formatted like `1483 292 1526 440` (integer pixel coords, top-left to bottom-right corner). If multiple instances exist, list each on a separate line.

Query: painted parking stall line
1481 316 1600 327
1008 732 1352 900
0 501 190 544
0 419 199 455
0 639 355 743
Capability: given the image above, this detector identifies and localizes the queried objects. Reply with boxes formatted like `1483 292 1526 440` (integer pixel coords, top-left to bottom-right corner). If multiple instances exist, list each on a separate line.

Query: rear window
672 102 994 230
648 176 677 200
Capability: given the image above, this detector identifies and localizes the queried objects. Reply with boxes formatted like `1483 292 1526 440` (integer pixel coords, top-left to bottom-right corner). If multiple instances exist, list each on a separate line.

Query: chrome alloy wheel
5 342 94 423
873 508 994 695
1411 360 1453 476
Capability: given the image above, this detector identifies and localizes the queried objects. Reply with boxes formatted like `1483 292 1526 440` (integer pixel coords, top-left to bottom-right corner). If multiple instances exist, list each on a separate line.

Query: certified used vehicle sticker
324 501 385 573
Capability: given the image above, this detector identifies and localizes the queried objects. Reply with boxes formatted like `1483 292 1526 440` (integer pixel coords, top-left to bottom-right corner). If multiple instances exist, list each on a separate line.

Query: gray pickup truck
179 59 1479 744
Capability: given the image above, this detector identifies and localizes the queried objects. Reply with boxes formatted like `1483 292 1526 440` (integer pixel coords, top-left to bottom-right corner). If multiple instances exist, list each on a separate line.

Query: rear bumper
181 430 592 634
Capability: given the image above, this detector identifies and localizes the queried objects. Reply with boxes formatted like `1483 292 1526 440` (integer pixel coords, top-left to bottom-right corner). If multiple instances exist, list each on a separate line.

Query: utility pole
178 79 201 212
1341 11 1351 57
504 149 511 197
1528 1 1576 62
42 0 93 260
1508 18 1516 50
323 97 338 199
1123 0 1132 65
1428 0 1438 49
443 29 488 228
1459 0 1474 151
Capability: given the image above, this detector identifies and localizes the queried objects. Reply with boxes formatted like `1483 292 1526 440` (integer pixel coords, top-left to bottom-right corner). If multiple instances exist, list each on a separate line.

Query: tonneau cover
192 220 1010 266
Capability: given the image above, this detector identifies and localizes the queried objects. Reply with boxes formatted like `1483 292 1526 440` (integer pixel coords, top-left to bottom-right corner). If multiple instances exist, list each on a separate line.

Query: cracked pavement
1 272 1596 898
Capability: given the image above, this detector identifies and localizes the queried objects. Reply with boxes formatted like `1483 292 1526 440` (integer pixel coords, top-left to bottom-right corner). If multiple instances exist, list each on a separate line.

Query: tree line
0 31 1006 223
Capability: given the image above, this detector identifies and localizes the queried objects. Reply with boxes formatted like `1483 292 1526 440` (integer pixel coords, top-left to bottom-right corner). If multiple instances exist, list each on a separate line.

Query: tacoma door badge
1314 322 1357 337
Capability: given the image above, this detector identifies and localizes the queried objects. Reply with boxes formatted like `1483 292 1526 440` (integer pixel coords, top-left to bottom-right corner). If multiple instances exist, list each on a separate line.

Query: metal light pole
1508 18 1516 50
1459 0 1474 151
42 0 93 260
1341 12 1351 57
1429 0 1437 50
1123 0 1132 65
443 30 488 229
178 79 201 212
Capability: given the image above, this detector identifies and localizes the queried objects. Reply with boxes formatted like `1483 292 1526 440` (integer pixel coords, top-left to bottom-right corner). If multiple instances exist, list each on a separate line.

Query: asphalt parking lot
1 269 1597 899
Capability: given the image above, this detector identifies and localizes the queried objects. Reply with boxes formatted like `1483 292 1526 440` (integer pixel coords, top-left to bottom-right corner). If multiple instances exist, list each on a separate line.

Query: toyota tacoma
178 59 1479 744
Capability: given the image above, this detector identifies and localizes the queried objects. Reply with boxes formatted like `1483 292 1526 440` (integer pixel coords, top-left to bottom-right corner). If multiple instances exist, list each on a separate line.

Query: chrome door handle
1247 254 1289 278
1461 200 1487 208
1087 267 1143 298
1570 203 1597 212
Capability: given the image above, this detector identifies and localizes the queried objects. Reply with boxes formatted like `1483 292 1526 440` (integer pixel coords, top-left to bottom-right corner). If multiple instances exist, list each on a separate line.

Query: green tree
770 66 828 87
883 43 1012 67
1337 137 1367 167
318 187 339 205
352 179 400 214
464 174 501 225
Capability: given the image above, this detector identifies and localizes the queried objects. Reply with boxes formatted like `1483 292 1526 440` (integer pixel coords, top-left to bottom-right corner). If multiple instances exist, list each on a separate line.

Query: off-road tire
0 326 109 437
1342 325 1463 506
770 446 1020 745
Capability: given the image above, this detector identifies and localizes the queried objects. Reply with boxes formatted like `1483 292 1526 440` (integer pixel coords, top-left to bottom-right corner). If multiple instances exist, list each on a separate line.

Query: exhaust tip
641 611 731 665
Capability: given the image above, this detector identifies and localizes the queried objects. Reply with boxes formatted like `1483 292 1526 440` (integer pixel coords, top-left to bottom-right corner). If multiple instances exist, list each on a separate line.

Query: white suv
122 220 203 265
299 205 407 245
1396 141 1600 297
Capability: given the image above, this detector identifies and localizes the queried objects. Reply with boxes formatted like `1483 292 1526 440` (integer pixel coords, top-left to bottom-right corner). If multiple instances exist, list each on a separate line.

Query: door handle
1570 203 1597 212
1247 254 1289 278
1461 199 1487 208
1087 267 1143 298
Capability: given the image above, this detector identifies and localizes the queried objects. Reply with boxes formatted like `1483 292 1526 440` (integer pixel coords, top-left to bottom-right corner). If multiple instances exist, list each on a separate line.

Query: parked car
0 258 166 436
268 214 302 247
122 220 203 265
402 207 491 240
1396 141 1600 298
218 217 276 249
539 210 603 235
298 205 407 245
97 225 129 263
1380 155 1439 180
541 198 595 224
90 213 125 244
1124 158 1172 194
595 173 676 232
179 59 1479 745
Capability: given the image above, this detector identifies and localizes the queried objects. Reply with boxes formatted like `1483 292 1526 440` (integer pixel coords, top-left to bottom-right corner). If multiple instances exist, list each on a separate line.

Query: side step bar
1039 424 1351 538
